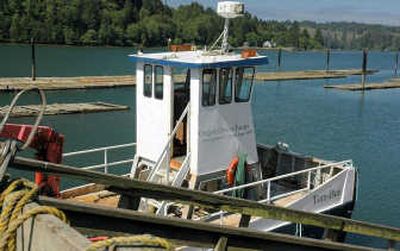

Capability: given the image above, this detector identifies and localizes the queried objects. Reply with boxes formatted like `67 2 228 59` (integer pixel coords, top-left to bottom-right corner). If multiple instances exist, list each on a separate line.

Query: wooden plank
0 102 129 118
325 80 400 91
17 202 91 251
9 157 400 242
39 197 374 251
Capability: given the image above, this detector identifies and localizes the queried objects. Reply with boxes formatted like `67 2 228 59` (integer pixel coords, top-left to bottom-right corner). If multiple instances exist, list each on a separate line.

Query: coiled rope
0 179 174 251
0 179 67 251
86 235 175 251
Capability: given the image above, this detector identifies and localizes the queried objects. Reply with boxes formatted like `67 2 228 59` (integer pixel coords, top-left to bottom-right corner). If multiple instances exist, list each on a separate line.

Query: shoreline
0 42 398 53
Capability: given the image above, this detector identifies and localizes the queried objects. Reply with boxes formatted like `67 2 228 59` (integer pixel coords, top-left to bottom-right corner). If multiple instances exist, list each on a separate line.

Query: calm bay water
1 44 399 247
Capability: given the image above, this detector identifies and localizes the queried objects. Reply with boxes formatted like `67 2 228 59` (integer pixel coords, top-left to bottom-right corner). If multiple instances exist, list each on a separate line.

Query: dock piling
361 49 368 90
277 48 282 70
31 37 36 81
325 48 331 72
394 50 399 77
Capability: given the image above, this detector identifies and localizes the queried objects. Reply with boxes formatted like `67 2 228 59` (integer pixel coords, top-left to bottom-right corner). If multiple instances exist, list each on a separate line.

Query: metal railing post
307 171 312 190
104 149 108 174
267 181 271 203
166 139 170 184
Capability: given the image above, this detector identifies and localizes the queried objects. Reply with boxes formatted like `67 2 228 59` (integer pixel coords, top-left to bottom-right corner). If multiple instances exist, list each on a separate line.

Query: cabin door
172 69 190 157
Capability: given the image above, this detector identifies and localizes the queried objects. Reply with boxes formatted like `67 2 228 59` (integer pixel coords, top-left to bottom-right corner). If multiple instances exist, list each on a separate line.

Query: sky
168 0 400 26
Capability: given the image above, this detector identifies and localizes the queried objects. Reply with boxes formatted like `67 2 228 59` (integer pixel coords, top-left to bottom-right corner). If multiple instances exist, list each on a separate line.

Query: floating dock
324 78 400 91
0 76 135 91
256 69 377 82
0 102 129 118
0 69 377 91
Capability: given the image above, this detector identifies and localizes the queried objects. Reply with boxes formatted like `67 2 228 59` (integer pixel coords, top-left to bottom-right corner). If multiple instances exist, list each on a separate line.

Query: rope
0 87 47 150
86 235 174 251
0 179 67 251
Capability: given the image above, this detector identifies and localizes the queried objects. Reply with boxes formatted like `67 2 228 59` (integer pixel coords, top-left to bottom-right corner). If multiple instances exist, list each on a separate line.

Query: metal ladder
138 103 191 213
156 153 191 216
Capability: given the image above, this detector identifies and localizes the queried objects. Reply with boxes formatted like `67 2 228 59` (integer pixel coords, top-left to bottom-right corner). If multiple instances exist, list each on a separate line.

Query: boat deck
209 191 307 227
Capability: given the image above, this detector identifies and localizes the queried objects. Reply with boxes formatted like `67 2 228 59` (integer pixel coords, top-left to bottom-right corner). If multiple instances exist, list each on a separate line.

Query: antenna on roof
210 1 244 53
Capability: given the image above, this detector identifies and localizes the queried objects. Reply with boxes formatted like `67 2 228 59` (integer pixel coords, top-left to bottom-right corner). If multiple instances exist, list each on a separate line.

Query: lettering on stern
313 190 341 205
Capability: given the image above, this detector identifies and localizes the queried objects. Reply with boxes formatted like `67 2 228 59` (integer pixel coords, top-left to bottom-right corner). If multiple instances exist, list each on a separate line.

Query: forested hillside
1 0 400 50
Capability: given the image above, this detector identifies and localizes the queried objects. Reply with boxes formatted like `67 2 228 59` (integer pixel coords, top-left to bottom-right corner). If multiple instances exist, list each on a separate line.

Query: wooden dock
0 76 135 91
0 69 377 91
324 78 400 91
256 69 377 82
0 102 129 118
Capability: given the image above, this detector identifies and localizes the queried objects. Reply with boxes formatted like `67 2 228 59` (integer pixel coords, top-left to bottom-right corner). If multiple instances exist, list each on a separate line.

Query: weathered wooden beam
9 157 400 243
38 197 375 251
17 202 90 251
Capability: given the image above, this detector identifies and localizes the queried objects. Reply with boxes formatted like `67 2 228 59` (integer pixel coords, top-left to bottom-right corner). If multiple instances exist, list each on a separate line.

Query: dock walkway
256 69 376 81
324 78 400 91
0 76 135 91
0 102 129 118
0 69 377 91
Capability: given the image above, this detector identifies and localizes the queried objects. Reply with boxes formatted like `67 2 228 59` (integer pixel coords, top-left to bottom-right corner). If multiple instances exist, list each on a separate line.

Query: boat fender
226 156 239 186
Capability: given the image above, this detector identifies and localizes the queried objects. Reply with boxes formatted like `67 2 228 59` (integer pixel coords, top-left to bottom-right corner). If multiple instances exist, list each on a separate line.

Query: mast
215 1 244 53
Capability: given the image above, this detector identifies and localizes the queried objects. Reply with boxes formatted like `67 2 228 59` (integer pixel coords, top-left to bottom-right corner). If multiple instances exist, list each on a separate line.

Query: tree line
1 0 399 50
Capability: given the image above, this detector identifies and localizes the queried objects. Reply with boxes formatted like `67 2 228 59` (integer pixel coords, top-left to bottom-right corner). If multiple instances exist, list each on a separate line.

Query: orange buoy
226 156 240 186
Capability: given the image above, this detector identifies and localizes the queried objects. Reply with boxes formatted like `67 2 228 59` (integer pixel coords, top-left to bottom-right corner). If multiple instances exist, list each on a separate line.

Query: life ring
226 156 240 186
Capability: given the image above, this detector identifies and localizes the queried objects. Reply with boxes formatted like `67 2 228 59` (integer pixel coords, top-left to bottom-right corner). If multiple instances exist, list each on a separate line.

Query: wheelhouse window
143 64 153 97
154 66 163 100
219 68 233 104
235 67 255 103
202 69 217 107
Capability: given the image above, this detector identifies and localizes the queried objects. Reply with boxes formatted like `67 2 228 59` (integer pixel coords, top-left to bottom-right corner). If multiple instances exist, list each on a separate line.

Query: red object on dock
0 123 64 196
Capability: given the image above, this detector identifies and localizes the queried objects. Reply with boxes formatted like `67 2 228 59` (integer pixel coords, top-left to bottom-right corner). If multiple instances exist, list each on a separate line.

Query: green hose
233 153 247 198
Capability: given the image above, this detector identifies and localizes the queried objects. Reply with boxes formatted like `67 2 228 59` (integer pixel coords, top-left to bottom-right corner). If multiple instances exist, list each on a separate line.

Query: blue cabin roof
129 51 268 69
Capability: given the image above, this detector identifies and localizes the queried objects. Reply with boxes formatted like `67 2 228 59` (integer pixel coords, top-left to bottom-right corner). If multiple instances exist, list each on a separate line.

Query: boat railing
214 160 353 202
202 160 352 224
63 142 136 174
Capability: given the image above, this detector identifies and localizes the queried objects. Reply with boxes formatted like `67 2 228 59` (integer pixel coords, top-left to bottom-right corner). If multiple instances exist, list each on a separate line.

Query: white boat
61 1 357 241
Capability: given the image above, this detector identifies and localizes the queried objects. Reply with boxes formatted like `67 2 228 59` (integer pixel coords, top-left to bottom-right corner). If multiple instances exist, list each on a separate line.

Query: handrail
82 159 136 170
214 160 352 195
63 142 137 174
63 143 136 157
147 102 190 183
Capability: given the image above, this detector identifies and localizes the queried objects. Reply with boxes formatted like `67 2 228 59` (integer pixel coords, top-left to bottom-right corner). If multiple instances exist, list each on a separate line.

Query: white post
267 181 271 203
104 149 108 174
166 140 170 184
307 171 312 190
